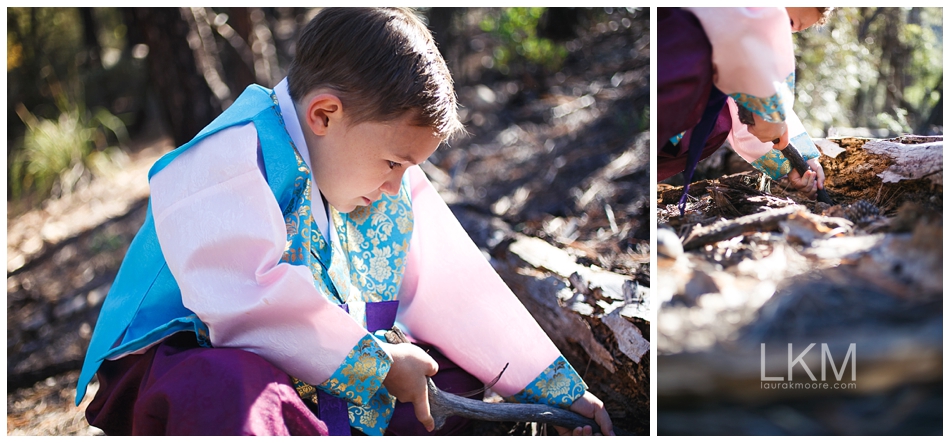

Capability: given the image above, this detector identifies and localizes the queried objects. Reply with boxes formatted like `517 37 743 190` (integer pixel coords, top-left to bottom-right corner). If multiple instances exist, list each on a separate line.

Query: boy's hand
746 112 788 147
554 391 615 436
807 158 826 190
786 158 825 199
381 342 439 431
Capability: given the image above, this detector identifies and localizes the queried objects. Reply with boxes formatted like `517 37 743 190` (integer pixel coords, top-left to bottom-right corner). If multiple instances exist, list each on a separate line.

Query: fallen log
679 206 853 251
819 137 943 185
383 327 624 435
493 233 649 435
817 136 943 213
658 136 943 435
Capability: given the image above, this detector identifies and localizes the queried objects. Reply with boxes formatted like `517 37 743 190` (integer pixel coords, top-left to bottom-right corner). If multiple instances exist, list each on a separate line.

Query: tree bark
916 78 942 135
492 233 650 435
220 7 258 90
127 7 222 146
78 8 101 68
427 8 460 78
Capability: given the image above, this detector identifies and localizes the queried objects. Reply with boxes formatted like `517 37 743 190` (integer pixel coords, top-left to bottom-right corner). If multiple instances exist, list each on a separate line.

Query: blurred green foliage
8 7 131 202
8 8 89 123
11 87 128 200
794 7 942 135
89 230 126 254
479 7 568 75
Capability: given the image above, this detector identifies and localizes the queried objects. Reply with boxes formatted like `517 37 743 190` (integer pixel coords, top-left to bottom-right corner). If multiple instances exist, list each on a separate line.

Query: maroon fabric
86 332 328 436
657 7 734 181
86 333 482 436
658 107 733 181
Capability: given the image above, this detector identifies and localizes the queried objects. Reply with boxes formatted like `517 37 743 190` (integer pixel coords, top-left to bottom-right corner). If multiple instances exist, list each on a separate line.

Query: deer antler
384 326 618 435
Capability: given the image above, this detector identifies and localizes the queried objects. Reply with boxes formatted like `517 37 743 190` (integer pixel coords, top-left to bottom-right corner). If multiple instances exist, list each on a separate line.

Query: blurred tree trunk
879 8 913 125
248 8 281 87
538 8 580 42
917 78 942 134
852 7 882 128
427 8 460 79
224 7 258 90
79 8 101 68
856 7 883 42
125 7 222 146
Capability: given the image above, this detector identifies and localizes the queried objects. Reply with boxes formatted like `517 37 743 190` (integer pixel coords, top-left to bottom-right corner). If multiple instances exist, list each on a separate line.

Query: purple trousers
85 332 482 436
657 7 733 182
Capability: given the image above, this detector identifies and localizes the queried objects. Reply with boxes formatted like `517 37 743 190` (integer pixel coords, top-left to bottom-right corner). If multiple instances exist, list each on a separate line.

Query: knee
136 347 299 435
181 347 290 389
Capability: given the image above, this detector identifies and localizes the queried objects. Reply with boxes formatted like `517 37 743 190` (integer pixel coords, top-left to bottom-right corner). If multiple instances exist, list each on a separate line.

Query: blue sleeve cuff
292 334 396 435
750 149 793 180
348 387 396 436
791 131 821 161
670 131 685 146
506 356 588 409
750 132 821 181
318 333 392 407
730 72 795 124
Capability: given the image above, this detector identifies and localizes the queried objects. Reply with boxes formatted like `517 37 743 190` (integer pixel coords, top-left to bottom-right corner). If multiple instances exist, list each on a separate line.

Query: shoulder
150 122 262 211
686 7 787 31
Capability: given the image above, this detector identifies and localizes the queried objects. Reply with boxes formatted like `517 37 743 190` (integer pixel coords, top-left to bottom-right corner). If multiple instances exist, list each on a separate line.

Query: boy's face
786 7 822 33
310 111 441 213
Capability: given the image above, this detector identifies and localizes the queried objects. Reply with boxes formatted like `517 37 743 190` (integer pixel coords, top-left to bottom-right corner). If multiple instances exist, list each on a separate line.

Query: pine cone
843 200 880 225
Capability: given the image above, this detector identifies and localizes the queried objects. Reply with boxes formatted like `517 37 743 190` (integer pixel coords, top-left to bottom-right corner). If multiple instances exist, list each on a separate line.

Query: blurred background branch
793 7 943 137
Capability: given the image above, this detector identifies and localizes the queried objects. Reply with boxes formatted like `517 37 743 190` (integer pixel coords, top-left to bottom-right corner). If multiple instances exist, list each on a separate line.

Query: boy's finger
413 396 434 432
426 358 439 376
411 344 440 376
595 408 615 436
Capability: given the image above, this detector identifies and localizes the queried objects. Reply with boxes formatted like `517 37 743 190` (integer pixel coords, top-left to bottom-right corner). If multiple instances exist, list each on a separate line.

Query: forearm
728 98 822 180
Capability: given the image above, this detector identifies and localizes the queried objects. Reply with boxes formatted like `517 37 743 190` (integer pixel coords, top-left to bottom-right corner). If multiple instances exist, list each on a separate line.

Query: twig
384 326 616 434
681 206 800 251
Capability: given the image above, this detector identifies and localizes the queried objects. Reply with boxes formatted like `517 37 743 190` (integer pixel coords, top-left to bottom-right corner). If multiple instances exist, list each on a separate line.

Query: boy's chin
329 200 361 214
325 195 372 214
333 204 358 214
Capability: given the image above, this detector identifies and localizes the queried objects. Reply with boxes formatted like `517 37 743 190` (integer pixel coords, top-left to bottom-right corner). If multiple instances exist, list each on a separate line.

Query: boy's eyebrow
395 153 422 164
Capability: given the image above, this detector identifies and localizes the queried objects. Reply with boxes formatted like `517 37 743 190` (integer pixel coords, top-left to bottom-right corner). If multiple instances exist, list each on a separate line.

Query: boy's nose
380 173 403 196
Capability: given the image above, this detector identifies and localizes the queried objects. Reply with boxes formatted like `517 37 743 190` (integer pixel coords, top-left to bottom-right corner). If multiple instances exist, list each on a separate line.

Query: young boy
657 7 833 205
75 8 613 436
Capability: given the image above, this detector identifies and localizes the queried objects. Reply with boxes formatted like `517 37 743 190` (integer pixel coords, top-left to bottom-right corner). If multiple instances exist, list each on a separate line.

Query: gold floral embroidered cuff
506 356 588 409
730 72 795 124
750 149 793 180
348 386 396 435
750 132 821 181
670 131 685 146
318 334 392 407
791 132 821 161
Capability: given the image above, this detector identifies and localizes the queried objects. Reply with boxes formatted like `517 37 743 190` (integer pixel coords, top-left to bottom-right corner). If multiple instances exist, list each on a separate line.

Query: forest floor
655 136 943 435
6 9 650 436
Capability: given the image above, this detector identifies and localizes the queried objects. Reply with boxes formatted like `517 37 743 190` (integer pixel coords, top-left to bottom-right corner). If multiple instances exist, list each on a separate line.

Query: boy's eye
388 161 400 170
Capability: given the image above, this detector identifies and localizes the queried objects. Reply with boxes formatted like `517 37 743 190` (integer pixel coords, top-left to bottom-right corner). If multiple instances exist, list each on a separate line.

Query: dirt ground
655 136 943 435
6 9 650 436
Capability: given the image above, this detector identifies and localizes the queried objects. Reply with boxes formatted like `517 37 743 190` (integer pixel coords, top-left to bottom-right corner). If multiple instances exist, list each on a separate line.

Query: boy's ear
303 94 343 136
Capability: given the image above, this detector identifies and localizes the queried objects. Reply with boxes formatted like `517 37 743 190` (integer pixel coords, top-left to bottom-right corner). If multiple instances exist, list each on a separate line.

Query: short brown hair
288 8 464 140
816 7 834 26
